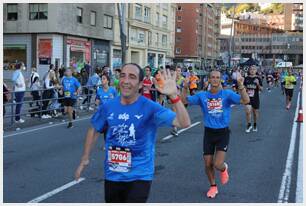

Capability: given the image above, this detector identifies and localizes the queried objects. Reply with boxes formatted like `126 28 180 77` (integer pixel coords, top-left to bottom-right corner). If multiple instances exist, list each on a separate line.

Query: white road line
161 121 201 141
278 91 300 203
25 122 201 202
3 116 92 138
28 178 85 203
295 122 303 203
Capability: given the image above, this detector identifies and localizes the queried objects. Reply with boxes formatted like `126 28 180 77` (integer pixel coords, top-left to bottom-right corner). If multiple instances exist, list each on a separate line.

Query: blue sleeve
187 92 201 105
153 102 176 127
226 90 241 105
74 78 81 89
91 104 107 132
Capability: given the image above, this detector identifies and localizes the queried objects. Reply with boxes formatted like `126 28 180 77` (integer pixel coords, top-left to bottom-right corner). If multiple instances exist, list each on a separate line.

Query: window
135 4 142 20
176 48 181 54
156 12 160 26
7 4 18 21
144 7 150 23
138 31 145 44
176 37 181 43
177 27 182 32
76 7 82 23
177 5 182 11
90 11 96 26
162 34 167 46
177 16 182 21
29 3 48 20
162 15 167 27
104 15 113 29
155 33 159 46
131 28 137 42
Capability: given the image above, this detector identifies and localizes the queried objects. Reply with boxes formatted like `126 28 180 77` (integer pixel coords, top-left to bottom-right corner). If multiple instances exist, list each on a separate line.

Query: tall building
3 3 114 77
112 3 176 69
284 3 303 31
174 3 221 69
234 32 303 66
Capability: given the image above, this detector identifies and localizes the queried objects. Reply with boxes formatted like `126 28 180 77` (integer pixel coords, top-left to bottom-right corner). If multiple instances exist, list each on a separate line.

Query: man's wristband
170 95 181 104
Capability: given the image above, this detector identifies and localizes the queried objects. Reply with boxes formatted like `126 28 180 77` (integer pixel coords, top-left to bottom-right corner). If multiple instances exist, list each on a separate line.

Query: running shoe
253 126 258 132
67 122 73 129
245 125 252 133
220 162 229 185
171 127 179 137
206 185 218 198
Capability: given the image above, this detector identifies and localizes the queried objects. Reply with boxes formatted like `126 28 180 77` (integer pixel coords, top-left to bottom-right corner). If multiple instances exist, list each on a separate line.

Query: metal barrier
3 84 99 128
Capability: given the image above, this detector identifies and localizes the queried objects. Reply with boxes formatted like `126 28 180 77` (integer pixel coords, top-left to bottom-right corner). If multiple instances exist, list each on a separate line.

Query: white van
275 62 293 68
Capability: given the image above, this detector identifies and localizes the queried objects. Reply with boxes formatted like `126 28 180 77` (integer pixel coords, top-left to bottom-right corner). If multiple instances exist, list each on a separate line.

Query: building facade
284 3 303 31
234 32 303 66
174 3 221 69
4 3 114 77
112 3 176 69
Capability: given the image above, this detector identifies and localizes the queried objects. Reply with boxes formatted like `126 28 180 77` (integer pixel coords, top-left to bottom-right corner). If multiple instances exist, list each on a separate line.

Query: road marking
3 116 92 138
278 91 300 203
161 121 201 141
25 122 201 202
295 122 303 203
28 178 85 203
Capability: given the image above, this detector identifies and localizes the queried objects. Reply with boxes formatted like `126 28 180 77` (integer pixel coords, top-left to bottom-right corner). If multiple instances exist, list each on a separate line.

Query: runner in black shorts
244 65 263 133
61 68 81 128
181 70 250 198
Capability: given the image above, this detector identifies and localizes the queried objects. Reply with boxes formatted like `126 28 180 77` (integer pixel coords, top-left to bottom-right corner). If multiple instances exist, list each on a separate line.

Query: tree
260 3 284 14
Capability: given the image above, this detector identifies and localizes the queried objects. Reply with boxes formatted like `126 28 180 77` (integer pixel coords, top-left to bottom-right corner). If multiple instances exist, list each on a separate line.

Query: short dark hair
188 66 193 71
115 68 121 73
49 64 54 70
102 73 111 85
121 63 144 82
144 65 152 72
165 65 171 69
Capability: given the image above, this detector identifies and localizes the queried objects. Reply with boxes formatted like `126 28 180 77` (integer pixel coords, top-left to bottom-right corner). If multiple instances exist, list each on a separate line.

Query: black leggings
104 180 152 203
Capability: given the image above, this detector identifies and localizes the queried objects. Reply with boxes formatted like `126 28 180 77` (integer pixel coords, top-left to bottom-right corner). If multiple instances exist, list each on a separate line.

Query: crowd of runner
3 62 301 202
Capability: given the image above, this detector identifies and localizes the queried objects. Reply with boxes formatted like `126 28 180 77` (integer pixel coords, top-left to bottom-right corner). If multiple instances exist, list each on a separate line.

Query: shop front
92 39 110 69
66 37 91 72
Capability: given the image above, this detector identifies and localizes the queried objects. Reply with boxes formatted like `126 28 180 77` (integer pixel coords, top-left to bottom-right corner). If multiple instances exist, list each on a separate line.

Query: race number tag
108 146 132 173
64 91 71 97
247 89 255 97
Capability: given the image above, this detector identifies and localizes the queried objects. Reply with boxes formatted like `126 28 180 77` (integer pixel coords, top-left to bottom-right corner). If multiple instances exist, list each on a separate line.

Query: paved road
3 82 303 203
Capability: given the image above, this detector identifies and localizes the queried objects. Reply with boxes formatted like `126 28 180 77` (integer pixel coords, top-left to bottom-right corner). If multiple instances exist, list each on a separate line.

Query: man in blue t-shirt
181 70 249 199
75 63 191 203
61 68 81 128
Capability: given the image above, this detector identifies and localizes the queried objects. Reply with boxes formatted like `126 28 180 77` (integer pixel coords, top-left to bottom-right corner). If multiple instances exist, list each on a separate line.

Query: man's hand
74 158 89 181
159 69 178 97
236 72 244 87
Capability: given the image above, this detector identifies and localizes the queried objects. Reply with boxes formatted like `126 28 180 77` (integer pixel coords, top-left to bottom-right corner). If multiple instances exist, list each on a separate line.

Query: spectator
29 67 41 108
12 62 26 123
41 70 56 118
82 67 101 111
3 83 11 116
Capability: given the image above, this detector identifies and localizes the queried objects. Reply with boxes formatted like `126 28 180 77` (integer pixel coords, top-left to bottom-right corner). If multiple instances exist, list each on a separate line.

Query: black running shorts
104 180 152 203
203 127 230 155
285 89 294 99
63 98 76 107
247 97 260 110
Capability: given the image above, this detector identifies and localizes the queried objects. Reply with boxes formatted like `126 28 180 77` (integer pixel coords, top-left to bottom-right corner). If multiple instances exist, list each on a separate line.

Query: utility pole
228 5 236 68
117 3 127 65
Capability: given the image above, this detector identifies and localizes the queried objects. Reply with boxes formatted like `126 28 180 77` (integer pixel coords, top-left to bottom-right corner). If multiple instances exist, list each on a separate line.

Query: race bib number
108 146 132 173
64 91 71 97
247 89 255 97
207 98 223 117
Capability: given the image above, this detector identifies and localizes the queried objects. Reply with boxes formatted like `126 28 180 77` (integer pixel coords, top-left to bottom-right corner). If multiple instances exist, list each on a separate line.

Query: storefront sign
38 39 52 65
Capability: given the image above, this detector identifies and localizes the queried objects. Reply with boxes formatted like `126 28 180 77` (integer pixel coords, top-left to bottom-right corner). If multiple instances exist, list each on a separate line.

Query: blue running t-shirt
96 86 118 105
187 89 240 128
61 76 81 99
91 95 176 182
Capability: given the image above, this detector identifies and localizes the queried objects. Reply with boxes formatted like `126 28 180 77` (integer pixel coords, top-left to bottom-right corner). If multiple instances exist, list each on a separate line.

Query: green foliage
260 3 284 14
